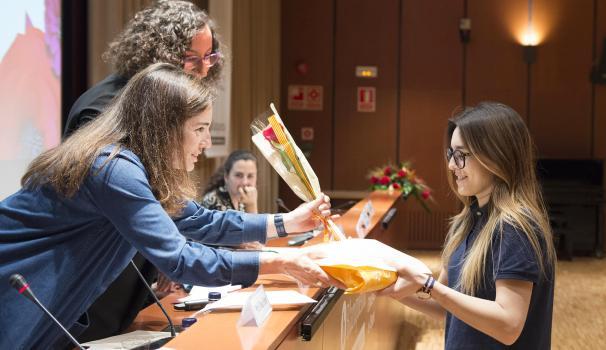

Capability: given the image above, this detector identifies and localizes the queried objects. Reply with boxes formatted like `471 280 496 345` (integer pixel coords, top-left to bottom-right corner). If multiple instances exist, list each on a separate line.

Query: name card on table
355 200 375 238
238 285 272 327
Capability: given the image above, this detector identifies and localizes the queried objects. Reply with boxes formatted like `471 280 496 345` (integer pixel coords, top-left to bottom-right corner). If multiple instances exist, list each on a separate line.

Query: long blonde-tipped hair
22 63 215 216
442 102 556 295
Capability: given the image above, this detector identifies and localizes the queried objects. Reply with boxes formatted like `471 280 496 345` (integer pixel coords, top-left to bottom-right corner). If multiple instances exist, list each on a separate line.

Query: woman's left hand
283 194 333 233
374 242 433 300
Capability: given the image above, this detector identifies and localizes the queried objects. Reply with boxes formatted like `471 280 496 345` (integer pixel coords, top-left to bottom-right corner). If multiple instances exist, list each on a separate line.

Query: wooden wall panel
594 0 606 252
399 0 464 246
466 0 528 120
530 0 594 158
278 0 603 249
595 0 606 160
280 0 334 207
333 0 400 190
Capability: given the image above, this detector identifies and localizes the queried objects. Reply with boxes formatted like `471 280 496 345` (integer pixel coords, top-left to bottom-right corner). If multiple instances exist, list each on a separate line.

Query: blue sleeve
85 152 260 287
493 223 541 283
173 201 267 245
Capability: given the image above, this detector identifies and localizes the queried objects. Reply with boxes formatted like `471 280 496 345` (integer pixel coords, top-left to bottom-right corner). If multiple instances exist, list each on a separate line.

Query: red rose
262 126 279 143
392 183 401 190
421 189 431 200
380 176 390 185
384 167 392 176
397 169 407 178
370 176 379 184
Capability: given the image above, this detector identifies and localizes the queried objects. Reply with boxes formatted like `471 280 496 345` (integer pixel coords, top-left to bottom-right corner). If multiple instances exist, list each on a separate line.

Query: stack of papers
194 290 316 315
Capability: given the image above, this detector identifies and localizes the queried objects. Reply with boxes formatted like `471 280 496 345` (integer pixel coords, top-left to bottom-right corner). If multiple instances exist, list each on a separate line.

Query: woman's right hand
239 186 258 213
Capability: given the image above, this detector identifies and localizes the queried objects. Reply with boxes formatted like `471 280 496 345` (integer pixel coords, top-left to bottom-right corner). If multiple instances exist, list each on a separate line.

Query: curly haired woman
62 1 228 342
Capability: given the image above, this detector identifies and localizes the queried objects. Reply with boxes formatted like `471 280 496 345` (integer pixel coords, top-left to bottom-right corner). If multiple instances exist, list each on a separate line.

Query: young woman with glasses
379 102 557 349
313 102 556 349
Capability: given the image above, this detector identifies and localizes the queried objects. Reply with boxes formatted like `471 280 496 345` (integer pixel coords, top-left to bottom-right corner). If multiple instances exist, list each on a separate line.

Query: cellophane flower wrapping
251 103 345 241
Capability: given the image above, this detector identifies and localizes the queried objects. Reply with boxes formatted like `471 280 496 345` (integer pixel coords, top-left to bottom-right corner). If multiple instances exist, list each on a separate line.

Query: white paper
193 290 316 316
176 284 241 303
81 330 171 349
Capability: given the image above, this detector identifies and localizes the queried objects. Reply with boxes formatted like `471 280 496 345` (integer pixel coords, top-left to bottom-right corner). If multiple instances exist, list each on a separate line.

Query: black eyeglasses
184 52 221 70
446 147 472 169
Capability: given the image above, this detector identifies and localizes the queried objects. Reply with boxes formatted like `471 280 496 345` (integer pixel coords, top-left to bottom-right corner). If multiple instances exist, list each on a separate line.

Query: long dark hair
442 102 555 295
22 63 215 216
103 0 224 84
203 150 257 195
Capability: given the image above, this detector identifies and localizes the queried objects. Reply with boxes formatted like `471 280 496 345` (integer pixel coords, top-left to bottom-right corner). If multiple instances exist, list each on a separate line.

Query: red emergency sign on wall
357 86 376 113
288 85 323 111
301 127 314 141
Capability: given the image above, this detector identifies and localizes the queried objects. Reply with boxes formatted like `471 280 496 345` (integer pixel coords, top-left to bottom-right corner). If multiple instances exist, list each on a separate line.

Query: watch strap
274 214 288 237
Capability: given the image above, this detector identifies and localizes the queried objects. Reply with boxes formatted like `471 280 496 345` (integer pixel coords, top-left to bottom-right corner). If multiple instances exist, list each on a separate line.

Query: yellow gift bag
315 249 397 294
320 264 397 294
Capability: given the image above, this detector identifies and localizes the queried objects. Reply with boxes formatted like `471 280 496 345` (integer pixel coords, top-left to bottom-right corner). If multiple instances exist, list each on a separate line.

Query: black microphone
9 274 87 350
129 260 177 338
381 207 398 229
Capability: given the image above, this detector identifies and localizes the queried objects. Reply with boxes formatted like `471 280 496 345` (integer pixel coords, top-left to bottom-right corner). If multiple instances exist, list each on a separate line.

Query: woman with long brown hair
0 63 339 350
375 102 556 349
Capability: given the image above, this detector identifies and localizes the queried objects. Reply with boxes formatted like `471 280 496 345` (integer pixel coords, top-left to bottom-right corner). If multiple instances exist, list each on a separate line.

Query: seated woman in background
202 150 259 213
0 63 341 349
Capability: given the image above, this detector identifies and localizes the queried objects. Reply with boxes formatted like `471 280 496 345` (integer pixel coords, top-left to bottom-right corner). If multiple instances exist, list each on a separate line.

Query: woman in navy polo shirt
380 102 556 349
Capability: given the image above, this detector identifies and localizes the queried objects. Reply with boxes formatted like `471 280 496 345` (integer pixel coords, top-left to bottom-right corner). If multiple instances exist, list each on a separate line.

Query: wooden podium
131 191 407 349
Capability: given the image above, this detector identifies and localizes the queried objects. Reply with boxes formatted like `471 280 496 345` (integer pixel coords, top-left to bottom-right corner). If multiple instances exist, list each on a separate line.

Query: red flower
384 167 392 176
262 126 279 143
392 183 401 190
370 176 379 184
421 188 431 200
380 176 390 185
397 169 407 178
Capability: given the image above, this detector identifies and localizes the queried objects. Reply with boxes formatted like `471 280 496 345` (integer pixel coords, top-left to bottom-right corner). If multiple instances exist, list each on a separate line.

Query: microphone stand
128 260 177 338
9 274 86 350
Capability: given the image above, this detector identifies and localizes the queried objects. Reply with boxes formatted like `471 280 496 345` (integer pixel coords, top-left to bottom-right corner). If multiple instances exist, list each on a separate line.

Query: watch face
416 291 431 300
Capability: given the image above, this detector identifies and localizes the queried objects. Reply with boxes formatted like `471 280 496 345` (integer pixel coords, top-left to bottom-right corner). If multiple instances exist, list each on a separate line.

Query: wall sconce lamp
459 18 471 44
522 0 537 64
523 45 537 64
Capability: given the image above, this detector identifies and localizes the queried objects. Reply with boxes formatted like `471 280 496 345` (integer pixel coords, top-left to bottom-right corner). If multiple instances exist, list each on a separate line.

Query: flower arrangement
368 162 432 211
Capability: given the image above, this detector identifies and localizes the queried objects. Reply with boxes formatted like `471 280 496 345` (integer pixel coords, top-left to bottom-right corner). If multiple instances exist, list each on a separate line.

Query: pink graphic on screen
0 0 60 161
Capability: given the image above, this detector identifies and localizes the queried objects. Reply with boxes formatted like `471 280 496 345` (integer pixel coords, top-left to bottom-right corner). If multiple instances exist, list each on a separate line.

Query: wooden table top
132 190 402 350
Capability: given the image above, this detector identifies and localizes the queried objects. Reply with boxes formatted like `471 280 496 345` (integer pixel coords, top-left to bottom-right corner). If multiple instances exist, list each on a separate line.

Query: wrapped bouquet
251 103 346 241
252 104 401 294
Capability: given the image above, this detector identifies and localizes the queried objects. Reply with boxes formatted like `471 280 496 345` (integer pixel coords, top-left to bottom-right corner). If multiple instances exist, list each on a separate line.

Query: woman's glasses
446 147 472 169
184 52 221 70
